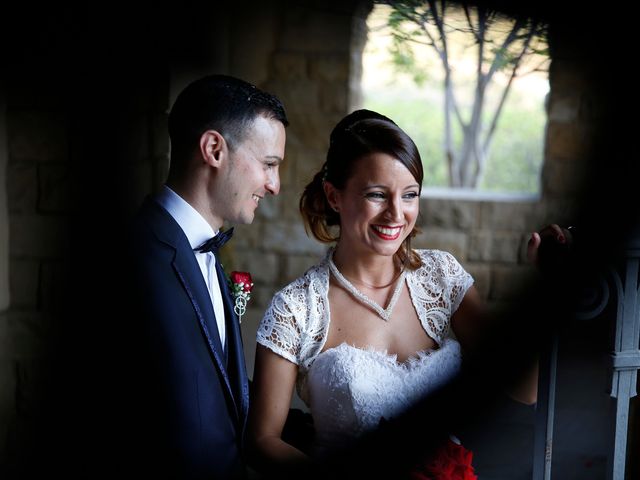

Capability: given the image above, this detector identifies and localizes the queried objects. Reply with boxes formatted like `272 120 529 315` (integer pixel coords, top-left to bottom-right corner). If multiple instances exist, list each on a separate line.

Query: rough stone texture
285 253 327 282
38 164 69 213
8 259 39 309
0 358 15 463
545 121 590 161
465 263 491 299
9 215 69 259
0 1 613 473
7 111 68 162
263 222 326 256
480 201 540 232
231 251 280 286
39 261 68 314
421 197 480 231
414 228 468 261
490 265 538 301
6 163 37 214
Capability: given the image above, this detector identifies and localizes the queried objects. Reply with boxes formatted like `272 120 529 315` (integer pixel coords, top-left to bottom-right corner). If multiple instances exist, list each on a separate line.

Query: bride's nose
385 196 403 222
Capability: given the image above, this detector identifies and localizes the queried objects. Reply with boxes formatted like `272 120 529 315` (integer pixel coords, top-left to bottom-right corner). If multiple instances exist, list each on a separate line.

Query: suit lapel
216 261 250 429
173 250 237 422
143 198 242 425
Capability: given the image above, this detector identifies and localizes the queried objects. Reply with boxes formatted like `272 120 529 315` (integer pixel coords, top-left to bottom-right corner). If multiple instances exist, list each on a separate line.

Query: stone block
490 265 537 302
319 86 349 113
545 121 590 161
9 214 69 258
0 359 17 457
281 7 352 54
541 160 589 197
480 201 538 232
40 261 69 313
294 148 325 189
272 52 308 81
469 231 492 262
414 228 468 261
9 259 39 309
548 93 580 123
421 198 479 230
284 253 325 283
151 114 170 158
7 163 37 213
0 312 46 359
8 111 68 162
15 357 49 416
228 223 264 250
264 80 321 117
263 221 326 256
122 161 153 211
253 194 282 222
38 164 69 213
548 60 593 94
284 113 332 153
231 250 280 285
309 55 350 83
491 232 522 264
465 263 491 300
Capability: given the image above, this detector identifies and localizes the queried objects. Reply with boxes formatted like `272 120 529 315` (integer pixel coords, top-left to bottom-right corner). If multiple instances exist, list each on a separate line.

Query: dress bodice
307 339 462 456
256 248 473 454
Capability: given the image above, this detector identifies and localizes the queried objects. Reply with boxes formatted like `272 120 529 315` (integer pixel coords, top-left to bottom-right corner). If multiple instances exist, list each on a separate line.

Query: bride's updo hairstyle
300 109 424 270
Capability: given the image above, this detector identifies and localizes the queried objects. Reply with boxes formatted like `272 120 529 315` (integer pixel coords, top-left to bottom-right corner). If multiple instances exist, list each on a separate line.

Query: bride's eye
403 192 419 200
364 192 385 200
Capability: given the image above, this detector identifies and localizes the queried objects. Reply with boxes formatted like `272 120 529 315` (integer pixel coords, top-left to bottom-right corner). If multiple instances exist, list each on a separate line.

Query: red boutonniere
410 438 477 480
227 271 253 324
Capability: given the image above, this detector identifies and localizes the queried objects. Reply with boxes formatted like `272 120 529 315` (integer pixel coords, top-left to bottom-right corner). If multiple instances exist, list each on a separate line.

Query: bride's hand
526 224 573 267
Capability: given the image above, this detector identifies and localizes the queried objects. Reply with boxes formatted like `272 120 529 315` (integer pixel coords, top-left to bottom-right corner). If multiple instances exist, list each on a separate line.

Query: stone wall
0 0 626 474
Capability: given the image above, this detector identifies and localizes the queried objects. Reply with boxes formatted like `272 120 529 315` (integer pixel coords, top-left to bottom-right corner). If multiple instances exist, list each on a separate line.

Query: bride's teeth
374 226 400 235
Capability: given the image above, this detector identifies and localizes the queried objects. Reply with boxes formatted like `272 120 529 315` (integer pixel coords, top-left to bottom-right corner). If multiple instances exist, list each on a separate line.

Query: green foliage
363 86 546 193
365 1 549 193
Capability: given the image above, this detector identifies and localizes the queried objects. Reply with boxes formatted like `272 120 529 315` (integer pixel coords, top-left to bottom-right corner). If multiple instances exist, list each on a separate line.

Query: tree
380 0 548 188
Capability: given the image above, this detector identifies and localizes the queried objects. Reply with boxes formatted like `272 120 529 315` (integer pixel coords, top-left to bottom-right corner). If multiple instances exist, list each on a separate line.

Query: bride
247 109 539 477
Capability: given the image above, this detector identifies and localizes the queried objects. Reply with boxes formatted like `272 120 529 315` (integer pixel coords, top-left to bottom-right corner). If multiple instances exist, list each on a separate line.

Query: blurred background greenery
362 3 548 194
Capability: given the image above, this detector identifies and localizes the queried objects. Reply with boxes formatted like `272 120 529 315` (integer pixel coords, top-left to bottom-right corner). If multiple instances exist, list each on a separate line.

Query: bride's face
325 152 420 258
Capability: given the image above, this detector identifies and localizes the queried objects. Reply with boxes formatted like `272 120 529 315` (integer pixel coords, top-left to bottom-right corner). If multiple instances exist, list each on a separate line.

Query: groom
127 75 287 479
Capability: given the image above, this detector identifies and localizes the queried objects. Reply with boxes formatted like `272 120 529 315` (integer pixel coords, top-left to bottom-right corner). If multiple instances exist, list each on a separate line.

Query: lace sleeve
438 250 474 314
256 291 302 365
409 250 474 343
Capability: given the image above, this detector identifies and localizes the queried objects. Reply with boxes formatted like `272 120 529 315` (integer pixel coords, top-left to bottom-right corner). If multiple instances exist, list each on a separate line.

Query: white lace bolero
256 248 474 404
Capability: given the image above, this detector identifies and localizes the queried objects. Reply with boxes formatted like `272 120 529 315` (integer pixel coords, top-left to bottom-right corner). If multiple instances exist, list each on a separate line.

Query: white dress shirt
155 185 226 349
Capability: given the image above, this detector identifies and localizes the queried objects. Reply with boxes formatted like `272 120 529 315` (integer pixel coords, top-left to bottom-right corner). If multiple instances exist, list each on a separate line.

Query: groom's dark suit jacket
126 197 249 479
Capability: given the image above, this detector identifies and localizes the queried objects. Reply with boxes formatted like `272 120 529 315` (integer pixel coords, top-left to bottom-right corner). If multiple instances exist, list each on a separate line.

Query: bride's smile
324 151 420 259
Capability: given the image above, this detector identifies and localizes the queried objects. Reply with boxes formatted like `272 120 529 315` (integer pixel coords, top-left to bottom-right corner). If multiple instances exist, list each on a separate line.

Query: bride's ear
323 180 341 212
199 130 227 169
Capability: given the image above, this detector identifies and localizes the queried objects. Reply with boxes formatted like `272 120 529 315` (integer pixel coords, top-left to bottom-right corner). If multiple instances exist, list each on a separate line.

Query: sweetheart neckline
315 340 456 368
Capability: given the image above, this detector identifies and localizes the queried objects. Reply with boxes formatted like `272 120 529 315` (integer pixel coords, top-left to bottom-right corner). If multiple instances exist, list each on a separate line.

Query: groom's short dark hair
168 74 288 162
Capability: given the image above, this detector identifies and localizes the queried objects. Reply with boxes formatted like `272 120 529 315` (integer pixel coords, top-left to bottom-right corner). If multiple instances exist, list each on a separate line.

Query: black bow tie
195 227 234 254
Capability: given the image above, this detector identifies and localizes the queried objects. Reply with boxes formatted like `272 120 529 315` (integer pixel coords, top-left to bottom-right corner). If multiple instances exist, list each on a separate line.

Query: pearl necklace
328 254 406 322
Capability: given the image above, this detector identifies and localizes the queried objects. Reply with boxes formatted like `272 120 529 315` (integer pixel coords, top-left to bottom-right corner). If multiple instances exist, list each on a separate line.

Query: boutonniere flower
227 271 253 324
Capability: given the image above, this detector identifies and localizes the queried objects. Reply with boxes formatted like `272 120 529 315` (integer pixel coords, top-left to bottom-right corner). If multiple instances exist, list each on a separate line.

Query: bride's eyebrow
361 183 420 190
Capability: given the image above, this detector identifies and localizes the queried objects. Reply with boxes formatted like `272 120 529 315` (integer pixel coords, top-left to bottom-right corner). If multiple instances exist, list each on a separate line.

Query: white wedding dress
257 249 473 457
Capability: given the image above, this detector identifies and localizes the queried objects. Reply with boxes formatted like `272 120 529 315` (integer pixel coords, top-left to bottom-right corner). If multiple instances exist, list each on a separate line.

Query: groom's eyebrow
265 155 283 163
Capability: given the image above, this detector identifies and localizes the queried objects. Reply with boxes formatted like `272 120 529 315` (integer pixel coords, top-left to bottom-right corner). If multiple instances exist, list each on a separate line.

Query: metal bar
532 334 558 480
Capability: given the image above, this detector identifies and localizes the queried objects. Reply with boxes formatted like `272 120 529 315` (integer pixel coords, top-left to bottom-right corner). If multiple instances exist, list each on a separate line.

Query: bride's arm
247 344 310 472
451 286 538 405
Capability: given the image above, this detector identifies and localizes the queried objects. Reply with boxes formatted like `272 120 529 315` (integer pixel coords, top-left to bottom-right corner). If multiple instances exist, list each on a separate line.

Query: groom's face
218 115 286 225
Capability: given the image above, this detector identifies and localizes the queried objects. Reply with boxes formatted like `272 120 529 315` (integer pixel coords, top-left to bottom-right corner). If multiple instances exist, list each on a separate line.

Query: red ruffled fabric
409 438 477 480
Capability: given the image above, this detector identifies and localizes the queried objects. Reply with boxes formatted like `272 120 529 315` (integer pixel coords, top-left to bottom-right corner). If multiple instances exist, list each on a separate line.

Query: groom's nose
266 167 280 195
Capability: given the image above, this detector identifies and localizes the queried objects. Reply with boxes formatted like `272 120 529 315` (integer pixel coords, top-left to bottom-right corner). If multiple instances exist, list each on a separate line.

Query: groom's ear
199 130 227 169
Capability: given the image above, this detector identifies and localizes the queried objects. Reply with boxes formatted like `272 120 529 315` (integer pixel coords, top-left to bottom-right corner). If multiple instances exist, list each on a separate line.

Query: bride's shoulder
272 257 329 301
414 248 461 267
